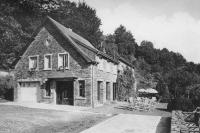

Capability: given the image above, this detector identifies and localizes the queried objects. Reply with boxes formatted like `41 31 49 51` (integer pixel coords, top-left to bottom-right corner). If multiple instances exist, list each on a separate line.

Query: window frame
29 55 39 71
58 52 70 70
44 54 53 70
78 80 85 97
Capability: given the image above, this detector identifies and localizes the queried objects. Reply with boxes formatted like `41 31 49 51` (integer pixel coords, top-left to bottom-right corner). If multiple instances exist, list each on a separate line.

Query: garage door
19 82 39 102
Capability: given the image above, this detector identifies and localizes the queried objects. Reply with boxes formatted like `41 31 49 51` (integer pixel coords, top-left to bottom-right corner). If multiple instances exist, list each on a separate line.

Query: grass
0 105 108 133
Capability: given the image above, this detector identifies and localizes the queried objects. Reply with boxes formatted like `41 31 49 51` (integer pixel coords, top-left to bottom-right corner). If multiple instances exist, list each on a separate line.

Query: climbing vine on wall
116 67 135 101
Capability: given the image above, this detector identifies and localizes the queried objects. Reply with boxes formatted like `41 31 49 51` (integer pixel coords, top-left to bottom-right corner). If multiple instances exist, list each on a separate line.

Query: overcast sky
72 0 200 63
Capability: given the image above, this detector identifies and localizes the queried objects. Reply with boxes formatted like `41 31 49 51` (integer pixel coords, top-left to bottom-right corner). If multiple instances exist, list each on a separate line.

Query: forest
0 0 200 111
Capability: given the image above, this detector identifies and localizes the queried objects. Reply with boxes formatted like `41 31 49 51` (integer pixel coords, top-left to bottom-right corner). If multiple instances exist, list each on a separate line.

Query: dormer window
44 54 52 70
58 53 69 69
29 55 39 70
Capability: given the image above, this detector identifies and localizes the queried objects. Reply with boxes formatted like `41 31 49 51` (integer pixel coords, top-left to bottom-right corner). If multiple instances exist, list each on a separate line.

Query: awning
138 89 146 93
146 88 158 94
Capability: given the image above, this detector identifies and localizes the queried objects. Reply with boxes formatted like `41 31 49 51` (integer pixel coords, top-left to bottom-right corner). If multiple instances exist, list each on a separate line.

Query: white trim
57 52 70 70
43 89 53 98
28 55 39 71
43 54 53 70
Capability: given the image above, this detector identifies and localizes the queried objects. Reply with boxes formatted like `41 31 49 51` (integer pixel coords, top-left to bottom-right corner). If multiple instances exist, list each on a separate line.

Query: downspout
91 61 97 108
91 64 94 108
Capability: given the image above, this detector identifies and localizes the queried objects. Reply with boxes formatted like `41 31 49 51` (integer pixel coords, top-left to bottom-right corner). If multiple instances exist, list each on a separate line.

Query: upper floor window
97 57 103 70
29 55 38 70
58 53 69 69
79 80 85 97
44 54 52 70
45 82 51 97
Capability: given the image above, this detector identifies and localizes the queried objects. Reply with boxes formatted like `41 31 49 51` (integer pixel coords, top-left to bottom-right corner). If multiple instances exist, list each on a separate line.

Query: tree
0 0 103 69
165 69 200 98
0 75 16 100
102 34 118 58
114 25 138 62
186 84 200 107
136 40 158 65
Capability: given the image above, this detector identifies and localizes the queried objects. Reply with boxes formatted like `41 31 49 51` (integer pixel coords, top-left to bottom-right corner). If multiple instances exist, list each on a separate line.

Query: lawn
0 105 108 133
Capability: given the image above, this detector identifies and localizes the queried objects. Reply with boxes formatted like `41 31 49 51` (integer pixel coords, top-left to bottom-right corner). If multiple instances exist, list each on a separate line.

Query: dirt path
81 114 161 133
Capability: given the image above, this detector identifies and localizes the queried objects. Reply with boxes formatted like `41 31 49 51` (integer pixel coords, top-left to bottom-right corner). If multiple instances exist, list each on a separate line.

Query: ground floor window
45 82 51 97
79 80 85 97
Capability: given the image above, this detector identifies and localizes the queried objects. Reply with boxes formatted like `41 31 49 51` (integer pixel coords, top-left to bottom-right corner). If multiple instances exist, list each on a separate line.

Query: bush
0 75 15 100
167 96 195 111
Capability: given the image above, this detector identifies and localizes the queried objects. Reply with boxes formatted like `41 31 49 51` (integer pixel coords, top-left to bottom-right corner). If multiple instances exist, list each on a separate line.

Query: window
44 54 52 70
63 90 68 98
45 82 51 97
79 80 85 97
105 61 110 72
97 57 103 70
103 60 106 71
58 53 69 69
29 56 38 70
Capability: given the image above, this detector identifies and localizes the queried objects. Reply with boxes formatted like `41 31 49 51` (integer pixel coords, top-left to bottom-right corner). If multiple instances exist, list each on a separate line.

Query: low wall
171 110 199 133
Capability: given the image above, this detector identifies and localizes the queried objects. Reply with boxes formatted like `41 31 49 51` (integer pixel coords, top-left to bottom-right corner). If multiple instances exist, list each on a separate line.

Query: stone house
14 16 135 107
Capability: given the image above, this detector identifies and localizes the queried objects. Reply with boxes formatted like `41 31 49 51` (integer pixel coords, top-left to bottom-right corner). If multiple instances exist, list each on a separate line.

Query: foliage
0 75 16 99
109 25 138 62
0 0 102 69
156 78 170 99
116 67 135 101
167 97 195 111
187 84 200 107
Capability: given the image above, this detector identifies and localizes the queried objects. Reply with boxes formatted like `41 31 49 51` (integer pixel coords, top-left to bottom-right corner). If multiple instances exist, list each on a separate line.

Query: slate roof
46 16 119 64
46 16 96 64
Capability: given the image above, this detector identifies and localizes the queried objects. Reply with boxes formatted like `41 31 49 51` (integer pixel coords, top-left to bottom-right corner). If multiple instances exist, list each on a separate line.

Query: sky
72 0 200 63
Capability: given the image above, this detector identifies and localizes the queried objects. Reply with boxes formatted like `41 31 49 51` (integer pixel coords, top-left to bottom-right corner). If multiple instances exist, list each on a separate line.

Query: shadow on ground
114 105 133 111
156 117 171 133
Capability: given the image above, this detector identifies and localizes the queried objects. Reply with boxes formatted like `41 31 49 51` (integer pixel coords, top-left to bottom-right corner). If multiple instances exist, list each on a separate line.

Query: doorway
113 83 117 100
56 81 73 105
106 82 110 100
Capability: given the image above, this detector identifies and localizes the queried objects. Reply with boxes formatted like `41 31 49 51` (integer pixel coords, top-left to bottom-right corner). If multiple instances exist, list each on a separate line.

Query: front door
113 83 117 100
56 81 73 105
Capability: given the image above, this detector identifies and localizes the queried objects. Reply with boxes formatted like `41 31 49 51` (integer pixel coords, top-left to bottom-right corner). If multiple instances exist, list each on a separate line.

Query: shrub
167 96 195 111
0 75 15 100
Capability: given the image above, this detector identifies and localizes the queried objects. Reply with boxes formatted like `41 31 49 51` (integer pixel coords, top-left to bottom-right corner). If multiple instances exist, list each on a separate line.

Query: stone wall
14 24 93 106
92 61 117 106
171 110 199 133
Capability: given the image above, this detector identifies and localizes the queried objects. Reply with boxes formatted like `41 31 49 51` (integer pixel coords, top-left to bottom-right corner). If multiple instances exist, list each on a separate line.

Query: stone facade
92 56 118 106
15 26 93 106
14 17 135 107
